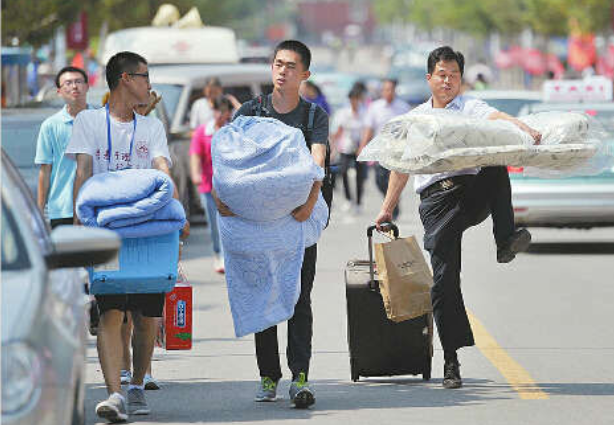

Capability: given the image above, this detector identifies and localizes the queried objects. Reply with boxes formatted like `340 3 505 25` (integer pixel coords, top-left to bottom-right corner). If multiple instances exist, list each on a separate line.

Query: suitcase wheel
350 358 359 382
422 362 432 381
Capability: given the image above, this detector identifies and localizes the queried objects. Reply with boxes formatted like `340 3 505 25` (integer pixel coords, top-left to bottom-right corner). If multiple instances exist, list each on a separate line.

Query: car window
151 83 183 124
583 109 614 133
486 99 541 117
1 120 41 168
1 199 31 271
184 85 255 125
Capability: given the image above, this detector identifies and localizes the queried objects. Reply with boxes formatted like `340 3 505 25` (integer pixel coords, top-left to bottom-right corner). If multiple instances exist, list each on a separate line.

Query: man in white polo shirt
375 46 541 391
359 78 410 218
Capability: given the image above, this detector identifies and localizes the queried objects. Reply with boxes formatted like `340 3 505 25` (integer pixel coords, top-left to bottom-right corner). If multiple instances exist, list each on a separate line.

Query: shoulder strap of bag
252 94 265 117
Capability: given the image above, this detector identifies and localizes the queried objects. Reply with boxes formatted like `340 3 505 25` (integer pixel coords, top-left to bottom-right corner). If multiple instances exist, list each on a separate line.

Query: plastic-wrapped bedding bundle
212 116 328 337
518 112 611 178
358 109 611 176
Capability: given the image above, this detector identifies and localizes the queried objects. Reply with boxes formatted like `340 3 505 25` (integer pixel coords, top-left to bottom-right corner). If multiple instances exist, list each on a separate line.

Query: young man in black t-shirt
215 40 328 408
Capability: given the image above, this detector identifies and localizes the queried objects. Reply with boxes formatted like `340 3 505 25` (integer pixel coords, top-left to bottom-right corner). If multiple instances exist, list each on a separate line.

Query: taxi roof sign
543 77 613 103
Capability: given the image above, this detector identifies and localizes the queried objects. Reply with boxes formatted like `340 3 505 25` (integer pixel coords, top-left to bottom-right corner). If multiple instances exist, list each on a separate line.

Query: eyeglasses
128 72 150 82
61 79 86 88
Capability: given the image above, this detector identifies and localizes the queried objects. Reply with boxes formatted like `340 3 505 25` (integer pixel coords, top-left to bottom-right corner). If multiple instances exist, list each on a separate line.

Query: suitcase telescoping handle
366 222 399 290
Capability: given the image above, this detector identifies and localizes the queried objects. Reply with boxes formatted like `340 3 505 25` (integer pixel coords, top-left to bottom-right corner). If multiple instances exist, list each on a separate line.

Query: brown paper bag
374 234 433 322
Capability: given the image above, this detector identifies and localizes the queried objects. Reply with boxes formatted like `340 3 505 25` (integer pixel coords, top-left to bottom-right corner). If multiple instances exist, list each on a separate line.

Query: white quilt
358 110 610 177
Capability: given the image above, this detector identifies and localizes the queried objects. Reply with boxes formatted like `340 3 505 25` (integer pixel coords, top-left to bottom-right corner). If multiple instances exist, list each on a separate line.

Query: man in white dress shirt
359 78 410 218
375 46 541 390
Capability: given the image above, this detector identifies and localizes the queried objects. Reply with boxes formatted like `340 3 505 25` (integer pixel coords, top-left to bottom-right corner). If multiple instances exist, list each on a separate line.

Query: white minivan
150 64 272 218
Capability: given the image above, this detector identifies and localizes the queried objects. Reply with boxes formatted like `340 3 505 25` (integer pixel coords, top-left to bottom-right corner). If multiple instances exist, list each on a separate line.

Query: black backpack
252 94 333 227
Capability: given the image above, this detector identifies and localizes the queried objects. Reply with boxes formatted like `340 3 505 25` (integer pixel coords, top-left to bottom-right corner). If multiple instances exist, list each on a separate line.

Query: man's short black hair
427 46 465 76
212 96 233 113
106 51 148 91
206 76 222 88
382 78 398 87
348 85 364 99
55 66 88 88
273 40 311 70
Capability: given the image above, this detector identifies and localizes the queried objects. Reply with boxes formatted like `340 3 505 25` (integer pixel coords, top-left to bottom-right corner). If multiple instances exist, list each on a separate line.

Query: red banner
523 48 546 75
596 44 614 79
66 12 88 51
568 34 596 72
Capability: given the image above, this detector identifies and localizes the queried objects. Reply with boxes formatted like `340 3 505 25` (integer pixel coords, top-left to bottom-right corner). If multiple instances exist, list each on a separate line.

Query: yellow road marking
468 310 549 400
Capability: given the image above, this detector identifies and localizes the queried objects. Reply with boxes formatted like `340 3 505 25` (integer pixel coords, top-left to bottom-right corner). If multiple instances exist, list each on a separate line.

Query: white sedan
511 102 614 228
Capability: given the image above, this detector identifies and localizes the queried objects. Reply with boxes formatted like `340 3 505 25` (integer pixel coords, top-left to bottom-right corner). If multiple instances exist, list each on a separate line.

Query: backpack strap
302 101 317 146
307 102 316 136
252 94 265 117
303 102 332 173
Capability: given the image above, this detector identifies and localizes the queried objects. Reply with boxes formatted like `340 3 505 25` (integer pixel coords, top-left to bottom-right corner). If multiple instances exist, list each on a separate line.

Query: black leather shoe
497 228 532 263
443 361 462 389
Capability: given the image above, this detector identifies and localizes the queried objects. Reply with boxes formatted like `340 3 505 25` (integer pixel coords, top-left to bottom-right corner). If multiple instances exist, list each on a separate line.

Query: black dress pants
418 167 515 352
255 244 317 382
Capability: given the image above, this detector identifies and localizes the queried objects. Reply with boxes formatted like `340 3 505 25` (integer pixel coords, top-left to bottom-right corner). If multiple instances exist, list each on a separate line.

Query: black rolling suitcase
345 224 433 382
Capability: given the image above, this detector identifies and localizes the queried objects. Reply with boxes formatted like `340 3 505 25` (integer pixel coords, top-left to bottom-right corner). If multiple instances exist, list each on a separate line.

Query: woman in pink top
190 97 233 273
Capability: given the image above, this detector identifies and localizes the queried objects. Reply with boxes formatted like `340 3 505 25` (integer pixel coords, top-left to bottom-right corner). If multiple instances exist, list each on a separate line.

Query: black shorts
95 293 165 318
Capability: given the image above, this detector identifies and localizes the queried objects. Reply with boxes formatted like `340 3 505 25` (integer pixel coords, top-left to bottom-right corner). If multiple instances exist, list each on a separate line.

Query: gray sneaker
254 376 278 402
127 387 150 415
95 393 128 423
289 372 315 408
120 370 131 385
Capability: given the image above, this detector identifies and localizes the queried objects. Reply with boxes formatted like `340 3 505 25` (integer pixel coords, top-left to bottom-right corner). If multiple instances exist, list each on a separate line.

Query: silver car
511 102 614 228
1 150 120 425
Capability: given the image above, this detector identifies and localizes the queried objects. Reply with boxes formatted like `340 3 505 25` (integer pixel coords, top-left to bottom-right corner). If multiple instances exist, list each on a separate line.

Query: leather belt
419 175 474 200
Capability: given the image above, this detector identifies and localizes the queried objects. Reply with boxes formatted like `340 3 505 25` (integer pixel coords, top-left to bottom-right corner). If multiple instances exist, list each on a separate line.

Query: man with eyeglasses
67 51 186 423
35 66 92 228
375 46 540 391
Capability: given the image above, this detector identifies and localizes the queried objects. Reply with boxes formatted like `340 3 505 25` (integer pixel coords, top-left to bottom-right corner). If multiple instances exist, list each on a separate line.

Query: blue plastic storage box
89 231 179 295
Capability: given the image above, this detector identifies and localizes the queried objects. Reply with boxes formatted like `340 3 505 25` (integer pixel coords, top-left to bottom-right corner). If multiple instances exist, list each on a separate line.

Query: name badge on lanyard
106 103 137 171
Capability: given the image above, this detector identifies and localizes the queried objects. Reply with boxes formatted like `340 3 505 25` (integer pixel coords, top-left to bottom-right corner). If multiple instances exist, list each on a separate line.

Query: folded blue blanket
76 169 186 238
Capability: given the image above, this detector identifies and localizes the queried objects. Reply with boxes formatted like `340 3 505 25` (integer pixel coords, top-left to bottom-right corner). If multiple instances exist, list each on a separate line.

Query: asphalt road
85 175 614 425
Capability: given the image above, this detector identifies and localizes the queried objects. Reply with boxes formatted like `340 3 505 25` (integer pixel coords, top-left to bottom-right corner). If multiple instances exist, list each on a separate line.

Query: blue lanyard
106 103 137 170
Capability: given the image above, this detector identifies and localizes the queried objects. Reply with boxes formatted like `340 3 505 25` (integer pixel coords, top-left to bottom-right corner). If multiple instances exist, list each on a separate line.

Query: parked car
149 63 272 218
1 108 57 197
1 149 120 425
464 90 542 117
510 102 614 228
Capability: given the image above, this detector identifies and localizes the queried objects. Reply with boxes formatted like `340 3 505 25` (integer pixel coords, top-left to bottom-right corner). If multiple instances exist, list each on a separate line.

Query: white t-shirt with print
66 108 171 175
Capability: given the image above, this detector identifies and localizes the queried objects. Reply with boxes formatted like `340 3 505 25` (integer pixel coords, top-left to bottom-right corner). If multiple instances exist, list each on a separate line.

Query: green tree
2 0 268 47
373 0 613 36
2 0 83 46
524 0 613 35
